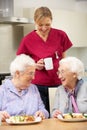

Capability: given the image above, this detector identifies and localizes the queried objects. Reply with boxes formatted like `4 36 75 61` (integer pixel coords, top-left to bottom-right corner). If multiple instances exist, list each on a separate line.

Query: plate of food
57 113 87 122
6 115 42 125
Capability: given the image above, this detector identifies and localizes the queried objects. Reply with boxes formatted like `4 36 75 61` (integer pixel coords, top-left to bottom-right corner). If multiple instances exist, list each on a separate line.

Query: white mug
44 57 53 70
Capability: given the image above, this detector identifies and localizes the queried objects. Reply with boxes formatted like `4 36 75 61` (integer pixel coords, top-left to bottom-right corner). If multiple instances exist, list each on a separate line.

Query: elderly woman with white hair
0 54 49 121
52 56 87 118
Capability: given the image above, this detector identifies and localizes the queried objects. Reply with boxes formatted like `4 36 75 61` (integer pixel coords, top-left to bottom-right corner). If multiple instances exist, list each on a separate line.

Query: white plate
57 114 87 122
6 117 42 125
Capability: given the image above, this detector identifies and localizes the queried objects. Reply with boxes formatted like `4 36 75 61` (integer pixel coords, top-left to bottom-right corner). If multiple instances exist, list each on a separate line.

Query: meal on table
63 113 86 119
8 115 35 123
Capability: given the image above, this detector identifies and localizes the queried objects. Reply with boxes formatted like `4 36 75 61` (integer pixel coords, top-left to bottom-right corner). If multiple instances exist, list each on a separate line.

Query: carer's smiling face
36 17 52 36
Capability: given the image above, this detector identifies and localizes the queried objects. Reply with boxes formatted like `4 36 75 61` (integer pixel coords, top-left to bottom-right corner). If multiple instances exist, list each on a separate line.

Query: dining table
0 118 87 130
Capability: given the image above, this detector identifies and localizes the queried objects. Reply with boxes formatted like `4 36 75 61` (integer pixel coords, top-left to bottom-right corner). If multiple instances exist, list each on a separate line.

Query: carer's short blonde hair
59 56 85 80
10 54 35 76
34 6 52 22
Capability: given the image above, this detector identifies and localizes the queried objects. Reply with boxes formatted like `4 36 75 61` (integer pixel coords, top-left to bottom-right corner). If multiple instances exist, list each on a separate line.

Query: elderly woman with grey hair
52 56 87 118
0 54 49 121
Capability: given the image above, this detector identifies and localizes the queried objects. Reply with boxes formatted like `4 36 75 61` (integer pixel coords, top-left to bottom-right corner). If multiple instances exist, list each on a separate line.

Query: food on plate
9 115 35 123
63 113 85 119
72 113 85 119
63 113 72 119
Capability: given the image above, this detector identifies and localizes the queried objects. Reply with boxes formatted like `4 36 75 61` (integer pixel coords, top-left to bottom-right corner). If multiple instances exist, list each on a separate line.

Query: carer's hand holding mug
36 59 45 70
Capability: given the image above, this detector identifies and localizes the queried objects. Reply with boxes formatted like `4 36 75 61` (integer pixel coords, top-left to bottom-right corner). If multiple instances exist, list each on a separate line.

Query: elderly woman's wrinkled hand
52 110 62 118
35 110 45 119
0 111 10 121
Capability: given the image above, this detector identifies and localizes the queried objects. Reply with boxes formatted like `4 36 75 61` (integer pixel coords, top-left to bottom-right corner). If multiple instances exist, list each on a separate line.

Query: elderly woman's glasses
57 70 68 76
57 70 64 75
28 72 35 76
20 71 35 76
